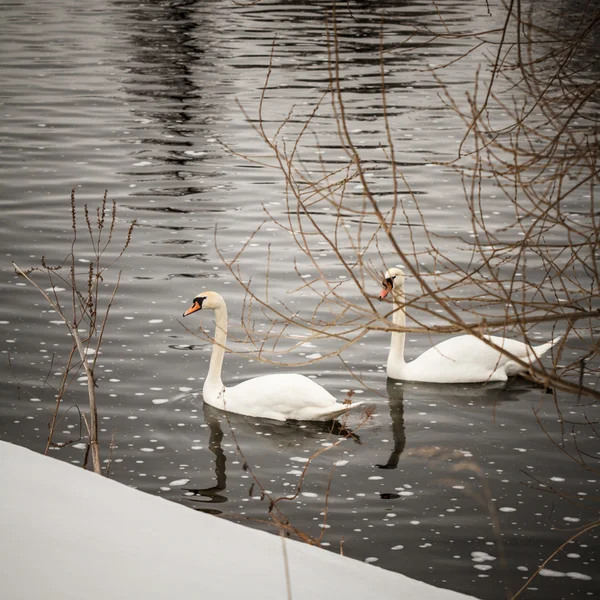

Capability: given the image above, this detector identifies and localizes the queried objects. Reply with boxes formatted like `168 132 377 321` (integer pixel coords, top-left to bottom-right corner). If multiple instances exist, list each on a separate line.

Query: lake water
0 1 598 598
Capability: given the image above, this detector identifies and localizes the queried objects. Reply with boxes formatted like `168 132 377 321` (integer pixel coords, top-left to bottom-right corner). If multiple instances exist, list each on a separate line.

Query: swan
378 267 561 383
183 291 363 421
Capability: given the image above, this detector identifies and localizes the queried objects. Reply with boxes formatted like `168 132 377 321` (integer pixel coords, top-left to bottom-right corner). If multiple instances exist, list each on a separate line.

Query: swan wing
219 374 360 421
405 335 534 383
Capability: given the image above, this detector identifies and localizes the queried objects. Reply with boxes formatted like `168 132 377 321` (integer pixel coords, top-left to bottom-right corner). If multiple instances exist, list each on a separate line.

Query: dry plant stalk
220 405 374 547
14 189 135 474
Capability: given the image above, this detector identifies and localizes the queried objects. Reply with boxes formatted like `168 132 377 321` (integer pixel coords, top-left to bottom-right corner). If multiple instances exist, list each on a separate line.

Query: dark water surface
1 1 597 599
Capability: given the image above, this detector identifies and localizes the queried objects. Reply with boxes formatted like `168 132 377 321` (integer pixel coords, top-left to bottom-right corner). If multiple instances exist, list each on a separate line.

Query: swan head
379 267 405 300
183 291 224 317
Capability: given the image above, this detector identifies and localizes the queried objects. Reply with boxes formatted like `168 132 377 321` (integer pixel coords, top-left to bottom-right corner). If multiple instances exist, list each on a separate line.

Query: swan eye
193 296 206 307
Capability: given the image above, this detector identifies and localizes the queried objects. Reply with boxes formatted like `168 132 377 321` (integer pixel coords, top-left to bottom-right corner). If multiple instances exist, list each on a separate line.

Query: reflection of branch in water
184 403 228 512
376 380 407 470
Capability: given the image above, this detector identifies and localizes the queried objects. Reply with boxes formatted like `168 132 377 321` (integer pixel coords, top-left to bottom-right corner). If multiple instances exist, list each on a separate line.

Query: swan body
379 268 561 383
183 291 363 421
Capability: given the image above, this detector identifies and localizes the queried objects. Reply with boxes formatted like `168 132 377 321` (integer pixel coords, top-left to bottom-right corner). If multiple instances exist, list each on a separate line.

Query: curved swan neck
389 281 406 367
205 304 227 392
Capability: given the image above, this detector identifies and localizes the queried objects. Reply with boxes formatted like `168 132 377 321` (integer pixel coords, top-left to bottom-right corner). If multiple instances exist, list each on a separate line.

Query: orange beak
183 301 201 317
379 282 391 300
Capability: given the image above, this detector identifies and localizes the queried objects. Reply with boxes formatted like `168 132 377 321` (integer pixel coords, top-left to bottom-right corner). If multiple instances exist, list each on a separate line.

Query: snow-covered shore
0 441 478 599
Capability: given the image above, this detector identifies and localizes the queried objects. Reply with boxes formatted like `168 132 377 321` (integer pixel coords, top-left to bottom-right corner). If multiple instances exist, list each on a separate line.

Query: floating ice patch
286 470 303 476
399 491 414 497
169 479 190 487
0 321 9 324
148 319 163 324
152 399 169 405
44 287 66 292
140 448 154 453
179 387 193 392
474 565 492 571
563 517 580 523
184 150 206 156
365 557 378 563
305 353 322 360
368 476 384 480
513 448 527 453
334 460 348 467
499 507 517 513
29 398 41 402
290 456 309 463
301 492 318 498
73 443 87 450
133 161 152 166
391 545 404 550
472 552 496 562
550 477 565 482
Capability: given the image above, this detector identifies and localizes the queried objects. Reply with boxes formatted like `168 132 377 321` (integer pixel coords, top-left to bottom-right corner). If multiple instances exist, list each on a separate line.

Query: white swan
379 267 561 383
183 291 363 421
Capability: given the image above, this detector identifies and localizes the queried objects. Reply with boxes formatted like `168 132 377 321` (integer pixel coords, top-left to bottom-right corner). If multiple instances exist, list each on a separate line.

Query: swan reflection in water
376 377 541 472
185 403 360 513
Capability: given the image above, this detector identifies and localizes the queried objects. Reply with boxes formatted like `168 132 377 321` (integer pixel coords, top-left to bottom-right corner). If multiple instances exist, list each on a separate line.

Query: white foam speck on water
184 150 206 156
499 507 517 512
410 520 420 525
513 448 527 453
539 569 591 580
550 477 565 482
49 321 64 325
567 553 580 559
474 565 492 571
169 479 190 486
152 399 169 405
148 319 163 324
334 460 348 466
286 470 303 476
179 387 193 392
305 353 322 360
368 476 383 480
0 321 9 324
133 161 152 166
391 545 404 550
73 443 87 450
190 446 202 450
399 491 414 496
302 492 318 498
365 557 378 563
563 517 580 523
29 398 41 402
140 448 154 453
290 456 309 463
44 287 65 292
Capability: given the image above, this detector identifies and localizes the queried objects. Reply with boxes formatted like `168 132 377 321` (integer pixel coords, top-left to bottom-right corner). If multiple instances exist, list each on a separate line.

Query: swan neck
389 284 406 367
206 305 227 392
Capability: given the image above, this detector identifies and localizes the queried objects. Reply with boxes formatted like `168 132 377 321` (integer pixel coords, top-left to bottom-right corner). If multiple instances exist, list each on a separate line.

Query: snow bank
0 441 478 600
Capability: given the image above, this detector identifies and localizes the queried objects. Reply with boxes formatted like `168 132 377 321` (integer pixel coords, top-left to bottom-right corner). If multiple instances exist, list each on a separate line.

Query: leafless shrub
14 189 135 474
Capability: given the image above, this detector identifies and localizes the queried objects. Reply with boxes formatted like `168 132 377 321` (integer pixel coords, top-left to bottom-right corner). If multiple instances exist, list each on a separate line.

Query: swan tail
533 336 562 359
313 401 364 421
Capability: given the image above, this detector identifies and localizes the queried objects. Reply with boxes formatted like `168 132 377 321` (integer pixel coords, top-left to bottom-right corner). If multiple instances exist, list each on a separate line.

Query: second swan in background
183 291 363 421
379 267 561 383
